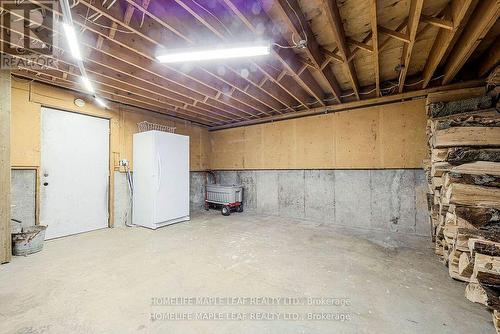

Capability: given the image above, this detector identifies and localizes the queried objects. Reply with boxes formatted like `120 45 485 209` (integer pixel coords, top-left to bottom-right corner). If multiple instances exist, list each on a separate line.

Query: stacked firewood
424 90 500 330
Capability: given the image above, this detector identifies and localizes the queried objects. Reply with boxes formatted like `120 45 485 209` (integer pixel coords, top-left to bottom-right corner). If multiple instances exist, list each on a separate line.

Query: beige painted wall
10 80 210 171
209 99 427 169
11 80 427 172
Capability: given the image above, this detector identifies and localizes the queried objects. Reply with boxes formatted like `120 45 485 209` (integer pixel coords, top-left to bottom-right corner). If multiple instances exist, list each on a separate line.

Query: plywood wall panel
210 99 427 170
295 114 335 169
335 108 381 168
379 99 427 167
11 85 40 167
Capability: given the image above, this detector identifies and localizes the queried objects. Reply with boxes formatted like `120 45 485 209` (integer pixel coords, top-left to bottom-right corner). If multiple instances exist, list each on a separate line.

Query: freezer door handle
157 153 162 192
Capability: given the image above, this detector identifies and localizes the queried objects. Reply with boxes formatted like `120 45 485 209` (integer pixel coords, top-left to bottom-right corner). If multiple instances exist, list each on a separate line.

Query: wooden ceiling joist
478 37 500 78
378 25 411 44
0 0 495 128
82 0 278 117
421 0 474 88
420 14 453 30
270 0 342 102
0 7 253 122
15 69 219 126
37 0 268 119
397 0 424 93
443 0 500 85
167 0 297 112
319 0 360 100
220 0 327 107
369 0 380 97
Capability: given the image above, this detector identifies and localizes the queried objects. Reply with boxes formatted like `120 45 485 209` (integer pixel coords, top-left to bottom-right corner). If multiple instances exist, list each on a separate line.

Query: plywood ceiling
2 0 499 128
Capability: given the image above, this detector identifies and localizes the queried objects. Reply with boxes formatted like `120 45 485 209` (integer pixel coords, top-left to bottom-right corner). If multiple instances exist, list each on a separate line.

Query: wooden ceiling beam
271 0 342 102
46 1 267 119
422 0 474 88
220 0 326 107
0 6 248 122
397 0 424 93
347 38 373 53
379 20 408 53
369 0 380 97
12 68 219 126
169 0 295 113
319 0 360 100
443 0 499 84
28 0 260 119
8 53 225 124
79 0 275 117
378 25 411 43
347 32 373 62
320 47 344 63
420 14 453 30
478 37 500 78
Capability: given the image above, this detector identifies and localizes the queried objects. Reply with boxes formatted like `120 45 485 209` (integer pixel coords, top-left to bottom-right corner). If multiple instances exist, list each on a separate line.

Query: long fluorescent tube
156 44 270 63
95 96 108 108
62 23 82 60
81 76 94 93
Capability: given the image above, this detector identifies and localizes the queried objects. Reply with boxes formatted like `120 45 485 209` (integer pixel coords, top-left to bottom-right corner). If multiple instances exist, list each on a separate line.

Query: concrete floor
0 212 493 334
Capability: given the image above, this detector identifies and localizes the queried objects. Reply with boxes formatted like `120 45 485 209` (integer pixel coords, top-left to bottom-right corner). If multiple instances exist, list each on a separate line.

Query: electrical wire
191 0 233 37
123 163 135 227
78 14 135 33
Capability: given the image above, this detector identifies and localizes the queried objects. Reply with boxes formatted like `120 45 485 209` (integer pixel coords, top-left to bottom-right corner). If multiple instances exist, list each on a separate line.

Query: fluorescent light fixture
156 44 270 63
62 23 82 60
95 96 108 108
81 76 94 93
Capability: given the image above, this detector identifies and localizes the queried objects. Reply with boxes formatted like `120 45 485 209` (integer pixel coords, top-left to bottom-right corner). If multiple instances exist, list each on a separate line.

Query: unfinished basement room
0 0 499 333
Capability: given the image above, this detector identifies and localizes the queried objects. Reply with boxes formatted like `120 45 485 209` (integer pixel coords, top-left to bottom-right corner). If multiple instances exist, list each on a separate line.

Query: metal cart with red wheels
205 184 243 216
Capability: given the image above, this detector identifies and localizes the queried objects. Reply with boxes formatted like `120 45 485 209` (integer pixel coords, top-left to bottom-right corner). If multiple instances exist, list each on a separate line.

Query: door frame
39 106 112 230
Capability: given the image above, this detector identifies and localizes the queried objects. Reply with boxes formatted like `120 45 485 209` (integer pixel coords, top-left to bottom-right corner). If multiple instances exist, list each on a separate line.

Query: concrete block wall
208 169 429 237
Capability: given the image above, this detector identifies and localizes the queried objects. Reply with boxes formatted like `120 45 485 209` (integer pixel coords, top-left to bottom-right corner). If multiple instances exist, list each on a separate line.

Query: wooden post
0 70 11 264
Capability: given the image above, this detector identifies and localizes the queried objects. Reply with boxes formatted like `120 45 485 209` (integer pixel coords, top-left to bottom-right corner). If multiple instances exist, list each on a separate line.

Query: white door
40 107 109 239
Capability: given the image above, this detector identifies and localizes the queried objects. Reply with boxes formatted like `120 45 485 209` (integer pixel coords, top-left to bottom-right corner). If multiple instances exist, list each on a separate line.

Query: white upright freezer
132 130 190 229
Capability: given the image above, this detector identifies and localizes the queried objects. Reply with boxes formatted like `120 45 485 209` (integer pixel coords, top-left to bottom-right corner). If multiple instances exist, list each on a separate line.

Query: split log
458 251 474 277
431 161 452 177
435 114 500 130
450 161 500 176
433 127 500 148
477 268 500 286
428 95 493 118
443 172 500 188
431 148 449 162
443 183 500 208
494 310 500 334
469 239 500 257
453 206 500 229
449 249 471 282
465 282 500 310
447 147 500 164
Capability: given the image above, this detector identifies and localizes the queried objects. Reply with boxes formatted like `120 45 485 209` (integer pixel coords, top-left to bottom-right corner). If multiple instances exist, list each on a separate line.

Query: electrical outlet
119 159 129 167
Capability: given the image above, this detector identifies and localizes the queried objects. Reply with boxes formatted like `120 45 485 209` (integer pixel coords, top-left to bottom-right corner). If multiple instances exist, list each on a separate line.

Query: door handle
157 154 162 191
43 182 49 186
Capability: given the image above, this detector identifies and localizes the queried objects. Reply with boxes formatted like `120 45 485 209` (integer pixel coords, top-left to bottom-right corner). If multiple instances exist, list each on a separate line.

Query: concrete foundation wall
210 169 429 237
115 170 428 237
11 169 36 232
